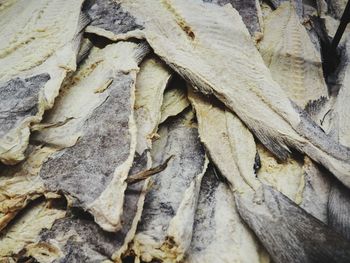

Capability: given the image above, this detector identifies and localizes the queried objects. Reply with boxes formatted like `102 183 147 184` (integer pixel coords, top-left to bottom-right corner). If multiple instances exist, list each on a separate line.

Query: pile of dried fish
1 0 350 262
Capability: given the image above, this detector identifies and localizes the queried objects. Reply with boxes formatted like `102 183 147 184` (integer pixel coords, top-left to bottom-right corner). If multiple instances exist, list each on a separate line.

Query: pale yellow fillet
0 0 85 165
258 2 328 109
160 85 190 123
135 57 172 154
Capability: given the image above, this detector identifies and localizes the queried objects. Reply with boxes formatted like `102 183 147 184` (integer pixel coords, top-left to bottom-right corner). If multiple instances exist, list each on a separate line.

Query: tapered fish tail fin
235 185 350 263
328 180 350 240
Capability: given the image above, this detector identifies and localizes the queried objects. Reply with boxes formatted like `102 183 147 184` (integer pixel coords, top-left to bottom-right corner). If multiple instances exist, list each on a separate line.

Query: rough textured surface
36 42 149 232
133 111 207 262
134 57 172 154
0 0 86 164
119 0 350 189
0 199 65 261
160 81 190 123
86 0 145 40
185 167 267 263
327 0 347 19
203 0 263 38
258 2 328 110
0 146 56 231
236 185 350 263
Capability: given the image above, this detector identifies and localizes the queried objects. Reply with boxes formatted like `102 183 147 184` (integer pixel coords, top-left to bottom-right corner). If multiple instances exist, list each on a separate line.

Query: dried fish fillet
36 42 149 232
133 111 208 262
119 0 350 189
86 0 145 41
258 2 328 110
185 167 265 263
160 82 190 124
203 0 264 39
0 200 65 261
0 0 87 164
327 0 347 19
134 57 172 154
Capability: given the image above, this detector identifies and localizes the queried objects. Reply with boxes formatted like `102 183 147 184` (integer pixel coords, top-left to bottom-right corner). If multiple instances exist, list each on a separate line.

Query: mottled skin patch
203 0 261 35
0 74 50 137
39 74 134 208
88 0 144 34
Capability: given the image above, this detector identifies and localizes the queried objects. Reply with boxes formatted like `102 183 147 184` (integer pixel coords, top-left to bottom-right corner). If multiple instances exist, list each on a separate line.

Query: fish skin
0 0 87 165
133 111 207 263
326 0 347 19
86 0 145 40
118 0 350 188
236 184 350 263
185 167 266 263
327 36 350 241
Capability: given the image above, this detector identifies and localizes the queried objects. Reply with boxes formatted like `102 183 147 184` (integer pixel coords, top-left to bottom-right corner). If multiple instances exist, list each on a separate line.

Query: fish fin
235 185 350 263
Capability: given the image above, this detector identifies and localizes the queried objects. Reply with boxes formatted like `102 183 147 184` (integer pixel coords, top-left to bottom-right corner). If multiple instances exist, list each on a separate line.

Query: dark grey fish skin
328 181 350 240
87 0 144 36
39 73 135 211
236 185 350 263
203 0 262 36
0 74 50 137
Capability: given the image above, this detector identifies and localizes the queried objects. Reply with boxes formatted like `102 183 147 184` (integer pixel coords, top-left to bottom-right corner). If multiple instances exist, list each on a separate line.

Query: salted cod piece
0 0 87 165
160 80 190 123
20 55 170 263
86 0 145 41
257 2 331 223
0 146 57 231
203 0 264 39
327 36 350 240
119 0 350 189
327 0 347 19
133 111 208 262
0 199 65 261
35 42 149 232
189 89 350 263
185 167 269 263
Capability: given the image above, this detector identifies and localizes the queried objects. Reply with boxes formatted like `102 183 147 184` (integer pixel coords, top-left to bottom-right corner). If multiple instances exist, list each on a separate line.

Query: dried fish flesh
36 42 149 232
133 111 208 262
0 0 87 165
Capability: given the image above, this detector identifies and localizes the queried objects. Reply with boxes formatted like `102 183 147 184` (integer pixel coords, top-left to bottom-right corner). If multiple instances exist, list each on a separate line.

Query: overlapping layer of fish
132 110 208 262
257 1 332 223
118 0 350 190
189 89 350 262
32 42 149 232
0 0 87 165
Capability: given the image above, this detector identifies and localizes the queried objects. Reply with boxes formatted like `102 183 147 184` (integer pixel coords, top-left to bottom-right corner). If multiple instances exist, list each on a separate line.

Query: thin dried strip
160 82 190 123
0 199 65 261
185 167 267 263
133 111 208 262
0 0 87 164
35 42 149 232
134 57 172 155
86 0 145 41
119 0 350 189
